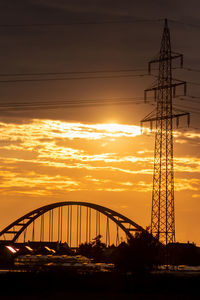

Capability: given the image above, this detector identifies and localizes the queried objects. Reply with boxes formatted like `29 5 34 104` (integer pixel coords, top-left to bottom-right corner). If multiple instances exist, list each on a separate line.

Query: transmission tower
141 19 189 245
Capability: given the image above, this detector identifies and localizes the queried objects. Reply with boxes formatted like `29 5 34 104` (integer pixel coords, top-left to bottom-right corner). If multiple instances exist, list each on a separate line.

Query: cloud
175 178 200 192
0 118 199 197
0 120 142 142
174 130 200 146
192 194 200 198
174 157 200 173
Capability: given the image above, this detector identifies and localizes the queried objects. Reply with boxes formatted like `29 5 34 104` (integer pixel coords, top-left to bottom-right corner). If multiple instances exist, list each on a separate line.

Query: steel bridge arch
0 201 145 243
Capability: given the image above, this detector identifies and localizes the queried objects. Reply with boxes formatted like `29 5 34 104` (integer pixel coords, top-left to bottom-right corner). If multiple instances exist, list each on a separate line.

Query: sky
0 0 200 244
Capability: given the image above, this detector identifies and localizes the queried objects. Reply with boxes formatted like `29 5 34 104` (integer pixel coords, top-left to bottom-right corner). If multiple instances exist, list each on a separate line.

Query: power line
0 66 196 82
174 105 200 115
0 94 199 120
0 68 147 77
175 95 200 103
0 66 195 78
0 19 199 30
176 97 200 106
0 88 199 113
183 67 200 73
169 19 200 29
181 95 200 99
0 96 156 111
0 73 150 84
0 19 162 28
187 81 200 87
2 18 200 30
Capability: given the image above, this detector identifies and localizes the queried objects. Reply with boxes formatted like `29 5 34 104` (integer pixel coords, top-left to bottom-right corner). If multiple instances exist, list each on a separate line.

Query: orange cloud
0 119 198 198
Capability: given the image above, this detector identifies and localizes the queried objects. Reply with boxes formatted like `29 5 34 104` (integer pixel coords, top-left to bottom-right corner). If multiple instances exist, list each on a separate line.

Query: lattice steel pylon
141 19 190 245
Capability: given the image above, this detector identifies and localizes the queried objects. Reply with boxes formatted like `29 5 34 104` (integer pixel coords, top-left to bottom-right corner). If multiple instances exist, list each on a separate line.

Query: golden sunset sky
0 116 200 244
0 1 200 245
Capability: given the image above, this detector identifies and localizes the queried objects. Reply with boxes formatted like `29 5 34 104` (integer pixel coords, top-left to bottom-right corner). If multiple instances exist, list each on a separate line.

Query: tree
113 231 160 272
78 235 107 262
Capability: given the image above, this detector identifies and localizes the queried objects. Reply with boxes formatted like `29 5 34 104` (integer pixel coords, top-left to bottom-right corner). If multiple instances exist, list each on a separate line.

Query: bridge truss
0 202 145 247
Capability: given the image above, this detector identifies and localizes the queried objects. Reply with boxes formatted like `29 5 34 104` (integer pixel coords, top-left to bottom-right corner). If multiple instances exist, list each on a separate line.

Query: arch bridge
0 202 145 247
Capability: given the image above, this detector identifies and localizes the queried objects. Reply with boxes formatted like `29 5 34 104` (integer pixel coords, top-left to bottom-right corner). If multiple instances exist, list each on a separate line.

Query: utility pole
141 19 189 245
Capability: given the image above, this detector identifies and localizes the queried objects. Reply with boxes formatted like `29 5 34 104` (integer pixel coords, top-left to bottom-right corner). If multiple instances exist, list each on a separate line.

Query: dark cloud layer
0 0 199 124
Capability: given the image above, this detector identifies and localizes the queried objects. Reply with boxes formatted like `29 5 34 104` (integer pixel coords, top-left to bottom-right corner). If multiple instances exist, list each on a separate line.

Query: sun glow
94 122 142 136
0 118 198 198
41 120 143 139
0 117 200 243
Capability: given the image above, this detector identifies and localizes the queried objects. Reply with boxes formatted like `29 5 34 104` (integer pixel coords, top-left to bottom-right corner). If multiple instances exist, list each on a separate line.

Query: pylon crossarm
141 112 189 124
145 81 186 94
148 53 183 74
144 81 186 101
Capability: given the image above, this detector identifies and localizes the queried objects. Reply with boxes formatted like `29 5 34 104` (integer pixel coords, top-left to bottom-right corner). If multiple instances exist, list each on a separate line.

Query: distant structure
0 201 145 245
141 19 189 244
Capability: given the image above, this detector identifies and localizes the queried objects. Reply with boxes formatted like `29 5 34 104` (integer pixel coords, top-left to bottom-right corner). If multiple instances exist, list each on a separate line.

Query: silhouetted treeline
1 232 200 271
78 233 200 271
78 231 161 272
